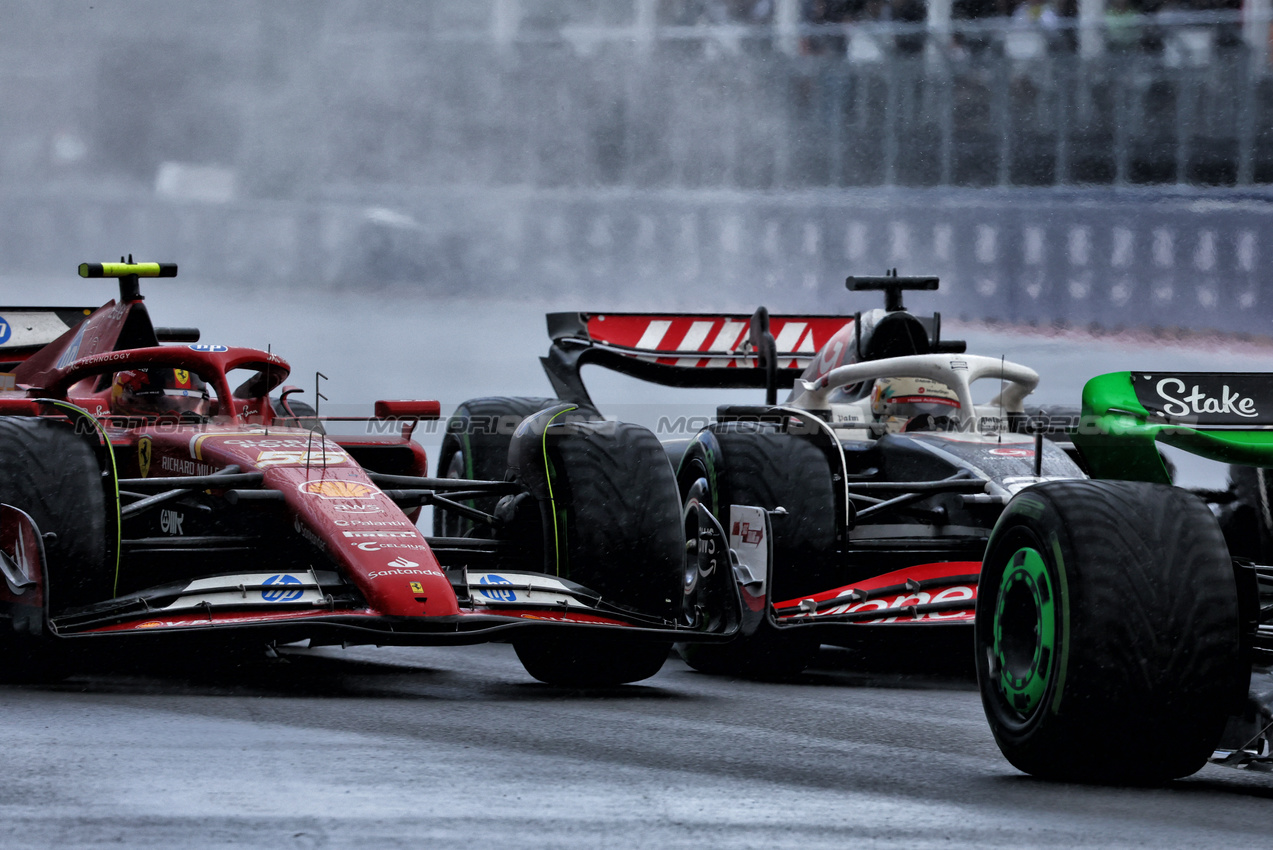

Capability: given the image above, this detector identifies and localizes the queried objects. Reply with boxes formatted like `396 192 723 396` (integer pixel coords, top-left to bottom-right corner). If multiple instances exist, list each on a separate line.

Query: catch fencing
3 186 1269 337
2 3 1271 192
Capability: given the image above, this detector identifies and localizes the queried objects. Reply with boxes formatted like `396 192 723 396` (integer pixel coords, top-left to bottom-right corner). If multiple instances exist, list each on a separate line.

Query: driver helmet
111 368 211 419
871 376 961 423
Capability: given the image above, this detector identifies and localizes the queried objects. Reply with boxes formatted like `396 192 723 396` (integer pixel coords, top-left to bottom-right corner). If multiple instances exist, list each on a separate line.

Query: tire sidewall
976 480 1243 783
432 396 563 537
678 422 837 602
677 429 723 519
515 417 685 621
0 418 108 614
976 500 1069 750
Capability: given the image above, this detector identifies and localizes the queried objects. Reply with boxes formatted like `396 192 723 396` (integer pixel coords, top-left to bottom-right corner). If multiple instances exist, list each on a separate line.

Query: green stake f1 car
975 369 1273 784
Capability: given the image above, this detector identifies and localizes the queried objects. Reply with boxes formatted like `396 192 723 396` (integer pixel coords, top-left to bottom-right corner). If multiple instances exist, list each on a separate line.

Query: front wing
20 562 746 648
769 561 979 628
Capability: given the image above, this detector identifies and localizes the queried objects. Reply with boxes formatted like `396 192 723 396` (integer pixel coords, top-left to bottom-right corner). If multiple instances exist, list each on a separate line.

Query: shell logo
299 480 376 499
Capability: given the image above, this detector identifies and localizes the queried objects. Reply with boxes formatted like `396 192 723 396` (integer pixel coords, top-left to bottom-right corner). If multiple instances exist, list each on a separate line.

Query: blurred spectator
1012 0 1060 28
661 0 1241 57
954 0 1010 18
889 0 928 54
953 0 1011 54
1104 0 1142 51
801 0 853 54
1052 0 1078 52
661 0 778 24
742 0 776 21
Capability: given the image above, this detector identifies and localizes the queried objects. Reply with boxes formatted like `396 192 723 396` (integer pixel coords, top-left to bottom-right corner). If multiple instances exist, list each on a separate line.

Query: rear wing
1075 371 1273 482
7 262 197 387
541 311 855 405
0 308 95 367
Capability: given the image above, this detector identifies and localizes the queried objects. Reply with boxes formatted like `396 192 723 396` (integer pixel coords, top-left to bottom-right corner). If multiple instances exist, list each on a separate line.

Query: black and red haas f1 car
0 262 743 686
442 274 1086 678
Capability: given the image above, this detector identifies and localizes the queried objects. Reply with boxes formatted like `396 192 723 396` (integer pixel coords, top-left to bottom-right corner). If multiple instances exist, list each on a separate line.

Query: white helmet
871 376 961 423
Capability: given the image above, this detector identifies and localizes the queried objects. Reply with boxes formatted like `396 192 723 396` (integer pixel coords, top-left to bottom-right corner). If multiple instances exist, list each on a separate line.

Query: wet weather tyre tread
514 637 670 688
976 480 1243 784
0 418 108 681
545 421 684 621
674 424 834 680
678 424 837 602
509 420 683 687
433 397 563 537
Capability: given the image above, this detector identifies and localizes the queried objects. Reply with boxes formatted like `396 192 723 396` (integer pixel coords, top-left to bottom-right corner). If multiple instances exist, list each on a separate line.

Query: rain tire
513 417 685 622
0 417 109 681
673 423 836 679
514 635 670 687
433 397 565 537
676 423 838 603
976 479 1244 784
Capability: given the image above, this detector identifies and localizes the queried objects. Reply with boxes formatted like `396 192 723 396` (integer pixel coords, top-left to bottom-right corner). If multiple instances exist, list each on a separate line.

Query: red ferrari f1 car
438 274 1086 678
0 261 743 686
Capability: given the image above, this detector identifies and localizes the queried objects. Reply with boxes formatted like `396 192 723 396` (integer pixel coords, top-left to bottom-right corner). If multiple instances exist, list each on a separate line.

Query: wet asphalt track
4 282 1273 847
2 641 1272 849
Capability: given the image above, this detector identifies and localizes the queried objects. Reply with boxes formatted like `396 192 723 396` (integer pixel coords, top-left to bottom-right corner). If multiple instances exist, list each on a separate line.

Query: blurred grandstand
2 0 1269 193
2 1 1271 335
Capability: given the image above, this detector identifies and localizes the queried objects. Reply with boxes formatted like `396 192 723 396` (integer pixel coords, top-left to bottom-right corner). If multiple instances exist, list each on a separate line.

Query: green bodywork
994 546 1057 717
1077 371 1273 482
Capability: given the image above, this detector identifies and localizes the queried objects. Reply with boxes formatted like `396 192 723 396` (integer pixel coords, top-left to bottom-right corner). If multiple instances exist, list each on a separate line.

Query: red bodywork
577 313 855 371
1 287 732 648
772 561 979 626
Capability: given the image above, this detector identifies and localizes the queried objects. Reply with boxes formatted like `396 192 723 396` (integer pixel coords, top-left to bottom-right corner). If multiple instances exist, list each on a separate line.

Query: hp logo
261 574 304 602
477 574 517 603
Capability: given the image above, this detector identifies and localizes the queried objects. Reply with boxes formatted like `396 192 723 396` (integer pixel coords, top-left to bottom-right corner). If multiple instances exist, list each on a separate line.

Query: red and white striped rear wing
542 311 855 401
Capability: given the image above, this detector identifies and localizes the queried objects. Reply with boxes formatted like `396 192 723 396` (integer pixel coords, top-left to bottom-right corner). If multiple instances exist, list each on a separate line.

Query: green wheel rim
993 546 1057 717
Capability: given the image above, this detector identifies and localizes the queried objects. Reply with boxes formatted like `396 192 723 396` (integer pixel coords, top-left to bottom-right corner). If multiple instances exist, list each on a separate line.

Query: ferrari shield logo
409 581 424 594
138 436 152 478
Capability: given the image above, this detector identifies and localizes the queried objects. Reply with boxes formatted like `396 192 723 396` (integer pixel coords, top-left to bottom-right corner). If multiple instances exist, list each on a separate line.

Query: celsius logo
261 574 304 602
477 574 517 603
354 541 427 552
